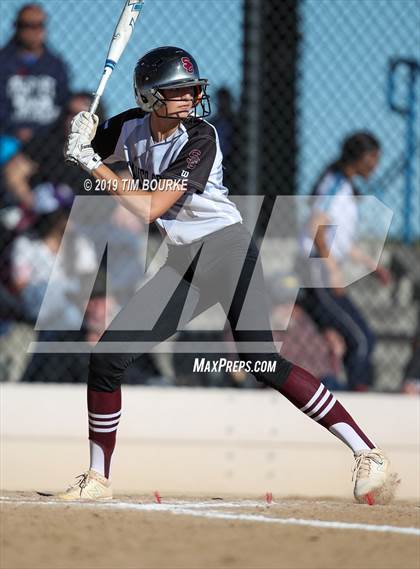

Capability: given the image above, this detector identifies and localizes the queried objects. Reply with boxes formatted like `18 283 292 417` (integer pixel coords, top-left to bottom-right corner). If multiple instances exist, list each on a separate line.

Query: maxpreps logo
186 149 201 170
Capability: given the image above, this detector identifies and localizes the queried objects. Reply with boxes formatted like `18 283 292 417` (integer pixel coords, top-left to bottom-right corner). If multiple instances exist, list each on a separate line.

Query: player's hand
64 112 102 172
70 111 99 143
64 134 103 173
328 264 345 296
375 265 392 286
324 328 346 358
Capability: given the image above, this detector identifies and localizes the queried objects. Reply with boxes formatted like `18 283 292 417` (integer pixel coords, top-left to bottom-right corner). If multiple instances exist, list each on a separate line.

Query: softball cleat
352 448 399 505
55 469 112 501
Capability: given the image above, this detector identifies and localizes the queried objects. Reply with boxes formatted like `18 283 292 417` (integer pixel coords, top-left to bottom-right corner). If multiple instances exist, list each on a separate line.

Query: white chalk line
0 497 262 509
1 496 419 537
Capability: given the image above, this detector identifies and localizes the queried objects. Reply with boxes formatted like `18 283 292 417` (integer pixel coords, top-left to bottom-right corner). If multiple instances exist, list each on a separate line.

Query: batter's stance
60 47 396 503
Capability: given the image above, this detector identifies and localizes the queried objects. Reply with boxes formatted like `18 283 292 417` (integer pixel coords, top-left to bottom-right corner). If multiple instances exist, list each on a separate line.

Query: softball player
299 133 390 391
60 47 395 504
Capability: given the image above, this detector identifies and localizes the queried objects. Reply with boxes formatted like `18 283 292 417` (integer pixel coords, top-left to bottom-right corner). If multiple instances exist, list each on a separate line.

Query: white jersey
300 171 359 262
92 109 242 245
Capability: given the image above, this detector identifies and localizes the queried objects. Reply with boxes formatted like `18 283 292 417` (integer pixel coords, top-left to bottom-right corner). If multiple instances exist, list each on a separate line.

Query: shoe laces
73 472 90 496
352 450 382 481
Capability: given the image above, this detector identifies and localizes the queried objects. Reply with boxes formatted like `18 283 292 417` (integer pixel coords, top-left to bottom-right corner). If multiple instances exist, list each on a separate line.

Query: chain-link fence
0 0 419 392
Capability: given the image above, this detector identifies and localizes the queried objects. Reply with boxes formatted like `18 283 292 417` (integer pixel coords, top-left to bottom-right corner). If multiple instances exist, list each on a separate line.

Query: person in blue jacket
0 3 69 148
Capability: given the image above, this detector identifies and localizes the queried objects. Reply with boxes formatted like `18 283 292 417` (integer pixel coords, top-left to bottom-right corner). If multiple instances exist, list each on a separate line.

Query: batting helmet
133 46 210 117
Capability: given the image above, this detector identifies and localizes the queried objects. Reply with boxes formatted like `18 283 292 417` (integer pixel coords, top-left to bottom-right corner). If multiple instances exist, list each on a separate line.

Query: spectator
0 186 36 381
297 132 391 391
3 94 144 324
3 92 100 209
268 272 347 391
0 3 69 150
78 165 146 307
272 305 347 391
217 273 348 391
210 87 240 194
0 274 35 382
10 183 98 382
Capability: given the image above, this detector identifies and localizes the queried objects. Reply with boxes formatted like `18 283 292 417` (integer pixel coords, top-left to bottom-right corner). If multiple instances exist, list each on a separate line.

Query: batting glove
70 111 99 142
65 133 103 173
64 111 102 172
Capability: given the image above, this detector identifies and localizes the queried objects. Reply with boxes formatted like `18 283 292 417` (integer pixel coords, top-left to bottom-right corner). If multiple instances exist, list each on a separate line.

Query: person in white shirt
57 48 397 504
12 182 97 381
299 132 391 391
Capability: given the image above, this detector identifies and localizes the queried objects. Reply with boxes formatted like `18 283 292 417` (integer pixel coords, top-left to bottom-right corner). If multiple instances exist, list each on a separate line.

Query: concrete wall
1 384 419 500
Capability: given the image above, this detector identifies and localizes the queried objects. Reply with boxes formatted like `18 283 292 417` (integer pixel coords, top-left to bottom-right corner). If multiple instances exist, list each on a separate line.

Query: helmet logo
186 149 201 169
181 57 194 74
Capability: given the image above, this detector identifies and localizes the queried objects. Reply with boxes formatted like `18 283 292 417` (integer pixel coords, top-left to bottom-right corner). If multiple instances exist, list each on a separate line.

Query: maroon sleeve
160 132 216 194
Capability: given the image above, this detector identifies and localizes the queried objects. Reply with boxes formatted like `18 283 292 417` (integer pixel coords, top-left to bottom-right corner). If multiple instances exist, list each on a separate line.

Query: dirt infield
1 494 419 569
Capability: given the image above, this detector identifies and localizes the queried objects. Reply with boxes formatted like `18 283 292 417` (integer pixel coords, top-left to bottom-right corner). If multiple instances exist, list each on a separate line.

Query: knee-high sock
88 388 121 478
280 365 374 452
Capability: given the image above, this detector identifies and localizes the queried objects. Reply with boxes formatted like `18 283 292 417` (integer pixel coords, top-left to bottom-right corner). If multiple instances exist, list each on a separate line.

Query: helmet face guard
133 47 211 119
135 82 211 119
